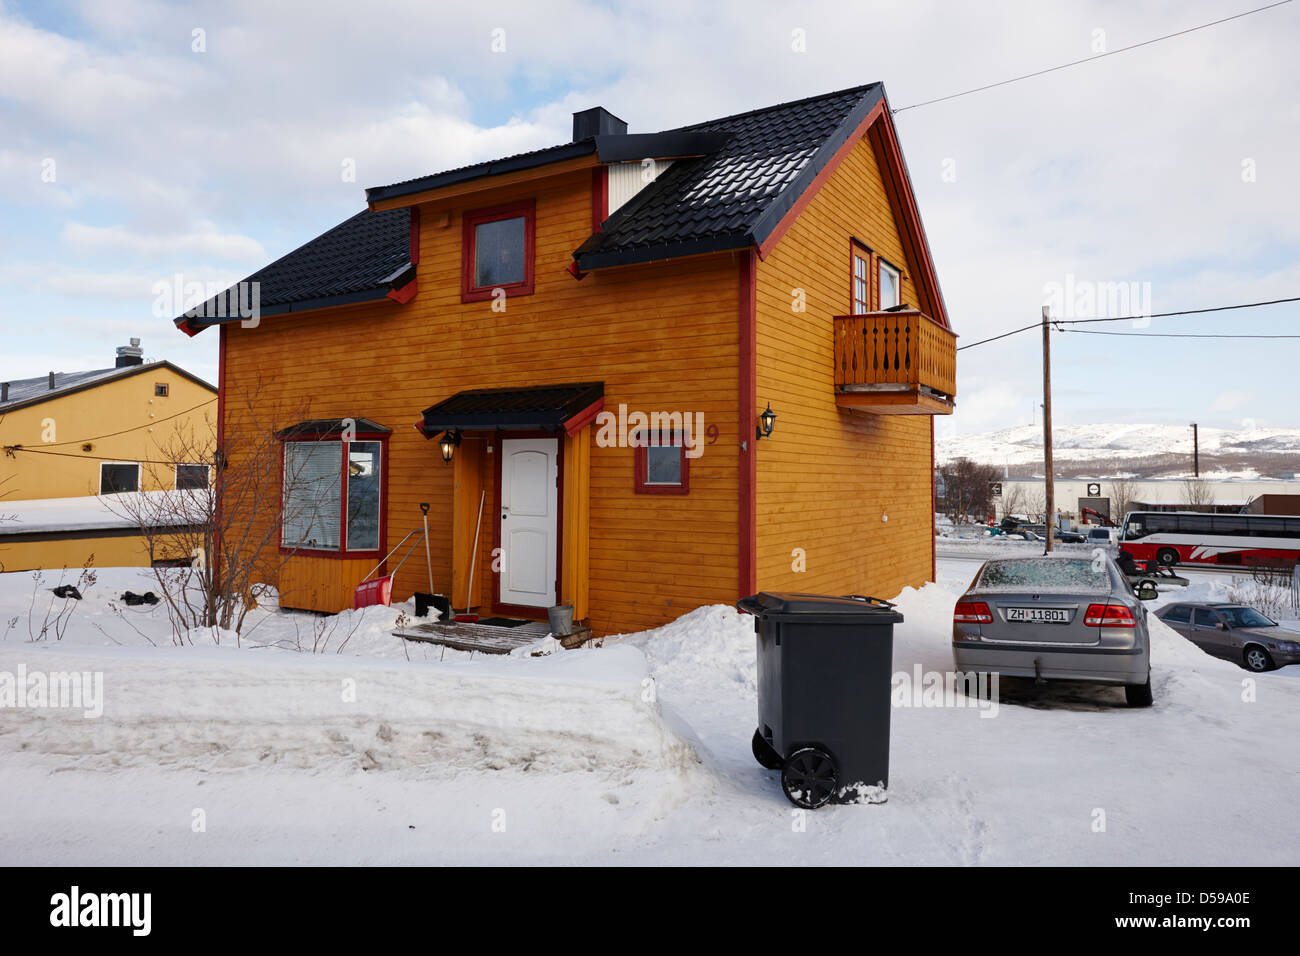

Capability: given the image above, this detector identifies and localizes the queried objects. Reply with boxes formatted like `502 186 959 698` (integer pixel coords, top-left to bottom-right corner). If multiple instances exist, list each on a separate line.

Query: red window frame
278 431 389 560
633 426 690 495
851 240 872 315
461 199 536 303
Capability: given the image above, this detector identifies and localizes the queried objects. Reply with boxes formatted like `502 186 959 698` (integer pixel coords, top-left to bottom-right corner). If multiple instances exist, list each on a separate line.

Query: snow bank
0 642 696 777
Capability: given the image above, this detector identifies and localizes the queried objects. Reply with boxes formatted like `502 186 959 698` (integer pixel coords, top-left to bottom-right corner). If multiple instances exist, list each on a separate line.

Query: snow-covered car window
978 559 1109 590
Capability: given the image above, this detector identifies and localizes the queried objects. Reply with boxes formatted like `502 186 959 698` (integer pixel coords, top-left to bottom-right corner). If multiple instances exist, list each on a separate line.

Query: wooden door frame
491 430 564 618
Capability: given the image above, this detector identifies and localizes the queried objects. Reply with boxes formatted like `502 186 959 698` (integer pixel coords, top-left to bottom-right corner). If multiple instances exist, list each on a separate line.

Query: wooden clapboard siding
220 166 740 635
278 555 377 611
754 132 933 600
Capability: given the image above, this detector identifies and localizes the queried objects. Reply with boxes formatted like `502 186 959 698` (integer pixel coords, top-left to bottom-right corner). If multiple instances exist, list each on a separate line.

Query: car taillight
954 601 993 624
1084 603 1137 627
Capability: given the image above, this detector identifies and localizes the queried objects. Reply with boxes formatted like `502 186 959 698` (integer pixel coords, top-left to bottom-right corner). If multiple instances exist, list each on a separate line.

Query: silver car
952 554 1158 707
1155 603 1300 672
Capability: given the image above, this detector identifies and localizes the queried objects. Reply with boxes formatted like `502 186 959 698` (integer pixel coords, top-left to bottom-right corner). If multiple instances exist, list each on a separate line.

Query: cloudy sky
2 0 1297 437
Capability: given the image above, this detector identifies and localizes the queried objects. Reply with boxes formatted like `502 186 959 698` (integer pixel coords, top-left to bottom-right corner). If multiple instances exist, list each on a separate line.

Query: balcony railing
832 311 956 414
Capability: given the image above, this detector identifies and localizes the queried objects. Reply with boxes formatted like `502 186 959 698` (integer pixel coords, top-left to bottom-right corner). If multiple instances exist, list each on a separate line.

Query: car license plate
1006 607 1069 624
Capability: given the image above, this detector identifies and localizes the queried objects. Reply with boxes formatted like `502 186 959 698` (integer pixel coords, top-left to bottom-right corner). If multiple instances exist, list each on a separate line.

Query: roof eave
575 232 754 271
365 142 598 208
172 282 406 333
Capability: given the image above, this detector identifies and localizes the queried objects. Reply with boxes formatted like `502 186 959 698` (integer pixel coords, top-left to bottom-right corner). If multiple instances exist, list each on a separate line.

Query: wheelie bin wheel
752 729 783 770
781 746 839 809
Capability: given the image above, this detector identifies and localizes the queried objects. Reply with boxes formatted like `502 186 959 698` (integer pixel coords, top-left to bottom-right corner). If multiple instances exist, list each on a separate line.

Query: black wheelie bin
737 592 902 809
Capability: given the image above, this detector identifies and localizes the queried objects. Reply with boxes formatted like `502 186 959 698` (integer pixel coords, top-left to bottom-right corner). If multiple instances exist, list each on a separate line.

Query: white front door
499 437 558 608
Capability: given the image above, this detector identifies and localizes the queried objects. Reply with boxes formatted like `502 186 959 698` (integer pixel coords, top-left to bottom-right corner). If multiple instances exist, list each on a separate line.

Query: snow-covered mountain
937 423 1300 468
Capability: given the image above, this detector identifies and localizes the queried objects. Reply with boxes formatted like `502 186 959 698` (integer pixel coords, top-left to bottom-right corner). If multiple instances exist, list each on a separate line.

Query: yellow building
0 340 216 571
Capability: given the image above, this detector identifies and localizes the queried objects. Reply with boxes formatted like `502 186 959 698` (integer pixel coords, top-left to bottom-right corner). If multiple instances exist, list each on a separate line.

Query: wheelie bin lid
736 592 903 624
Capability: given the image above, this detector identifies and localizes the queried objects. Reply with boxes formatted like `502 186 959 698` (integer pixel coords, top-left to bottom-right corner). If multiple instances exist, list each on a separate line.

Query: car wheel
751 729 783 770
1243 645 1275 672
781 747 839 809
1156 548 1179 567
1125 676 1153 707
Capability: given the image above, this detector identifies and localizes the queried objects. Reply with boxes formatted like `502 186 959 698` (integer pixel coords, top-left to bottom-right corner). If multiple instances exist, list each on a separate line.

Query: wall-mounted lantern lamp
756 403 777 441
438 429 462 465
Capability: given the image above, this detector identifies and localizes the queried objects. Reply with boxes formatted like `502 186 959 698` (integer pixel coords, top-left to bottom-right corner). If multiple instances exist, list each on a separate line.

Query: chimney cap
115 339 145 368
572 106 627 142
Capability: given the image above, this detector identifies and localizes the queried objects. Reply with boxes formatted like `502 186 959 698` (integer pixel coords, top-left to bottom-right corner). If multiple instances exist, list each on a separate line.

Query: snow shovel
354 525 425 610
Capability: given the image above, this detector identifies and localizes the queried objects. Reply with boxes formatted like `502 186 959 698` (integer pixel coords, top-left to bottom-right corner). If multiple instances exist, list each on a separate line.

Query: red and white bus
1120 511 1300 568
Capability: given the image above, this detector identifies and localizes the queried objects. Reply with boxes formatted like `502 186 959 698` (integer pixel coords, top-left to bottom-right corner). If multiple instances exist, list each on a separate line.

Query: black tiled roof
175 84 888 333
575 84 884 269
274 418 392 439
420 382 604 435
176 207 413 330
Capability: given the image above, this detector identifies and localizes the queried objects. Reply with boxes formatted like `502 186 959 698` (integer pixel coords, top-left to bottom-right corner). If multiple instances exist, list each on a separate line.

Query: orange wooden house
175 83 957 636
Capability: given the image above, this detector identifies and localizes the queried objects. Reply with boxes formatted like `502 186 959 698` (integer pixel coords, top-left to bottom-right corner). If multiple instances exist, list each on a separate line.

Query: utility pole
1042 305 1055 553
1190 422 1199 477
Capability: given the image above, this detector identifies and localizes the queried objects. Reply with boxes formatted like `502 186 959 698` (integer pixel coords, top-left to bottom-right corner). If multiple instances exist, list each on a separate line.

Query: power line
33 398 217 448
957 322 1043 351
1056 296 1300 326
958 295 1300 351
1063 328 1300 339
5 445 202 466
893 0 1293 113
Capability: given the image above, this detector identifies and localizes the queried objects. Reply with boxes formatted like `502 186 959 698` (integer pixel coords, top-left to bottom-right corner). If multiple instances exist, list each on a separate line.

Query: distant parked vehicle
952 554 1159 706
1023 522 1085 543
1155 603 1300 672
1087 527 1118 548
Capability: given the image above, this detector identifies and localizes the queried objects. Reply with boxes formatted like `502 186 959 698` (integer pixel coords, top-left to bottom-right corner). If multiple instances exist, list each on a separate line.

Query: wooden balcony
833 311 956 415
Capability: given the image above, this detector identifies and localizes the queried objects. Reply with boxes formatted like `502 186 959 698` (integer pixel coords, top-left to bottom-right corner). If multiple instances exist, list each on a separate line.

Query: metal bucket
547 604 575 637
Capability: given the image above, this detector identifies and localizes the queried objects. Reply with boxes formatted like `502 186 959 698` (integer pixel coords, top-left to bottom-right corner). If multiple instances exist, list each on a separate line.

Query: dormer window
462 200 535 302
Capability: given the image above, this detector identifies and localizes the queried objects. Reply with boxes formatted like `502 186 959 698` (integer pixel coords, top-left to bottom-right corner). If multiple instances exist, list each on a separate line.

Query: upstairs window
462 199 535 302
879 259 901 310
280 434 386 556
851 243 872 314
155 383 169 397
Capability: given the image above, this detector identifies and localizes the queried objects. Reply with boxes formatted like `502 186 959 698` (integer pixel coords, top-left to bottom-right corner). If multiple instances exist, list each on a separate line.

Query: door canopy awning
418 382 604 438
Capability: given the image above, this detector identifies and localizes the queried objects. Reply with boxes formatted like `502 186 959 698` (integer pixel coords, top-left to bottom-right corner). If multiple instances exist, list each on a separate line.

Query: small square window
100 462 140 494
633 428 689 495
462 200 535 302
176 463 210 490
155 383 169 397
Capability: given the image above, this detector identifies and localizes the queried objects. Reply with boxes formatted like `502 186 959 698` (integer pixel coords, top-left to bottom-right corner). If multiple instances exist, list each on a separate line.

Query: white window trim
99 461 141 495
878 259 901 310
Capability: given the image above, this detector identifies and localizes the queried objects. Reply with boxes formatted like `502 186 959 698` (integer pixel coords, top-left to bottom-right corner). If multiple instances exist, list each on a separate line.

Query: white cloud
61 222 266 262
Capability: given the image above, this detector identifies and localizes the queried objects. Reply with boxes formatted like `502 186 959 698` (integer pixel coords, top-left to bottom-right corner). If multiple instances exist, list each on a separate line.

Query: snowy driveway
0 564 1296 865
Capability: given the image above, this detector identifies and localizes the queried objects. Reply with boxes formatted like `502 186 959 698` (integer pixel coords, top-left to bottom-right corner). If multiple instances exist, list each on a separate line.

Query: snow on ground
1 563 1297 865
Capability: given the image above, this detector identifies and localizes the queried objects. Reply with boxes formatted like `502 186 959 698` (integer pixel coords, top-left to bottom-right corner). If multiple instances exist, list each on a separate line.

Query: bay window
280 428 387 556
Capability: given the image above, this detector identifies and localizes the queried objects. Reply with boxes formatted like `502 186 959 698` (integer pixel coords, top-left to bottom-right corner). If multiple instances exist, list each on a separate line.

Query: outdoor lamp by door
756 403 777 440
439 429 461 465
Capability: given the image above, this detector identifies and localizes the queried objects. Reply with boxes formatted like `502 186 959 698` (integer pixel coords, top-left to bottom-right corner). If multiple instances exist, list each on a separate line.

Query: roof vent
572 107 627 142
116 337 144 368
1 383 8 402
49 372 56 390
